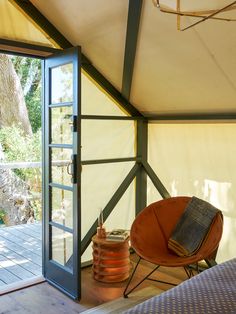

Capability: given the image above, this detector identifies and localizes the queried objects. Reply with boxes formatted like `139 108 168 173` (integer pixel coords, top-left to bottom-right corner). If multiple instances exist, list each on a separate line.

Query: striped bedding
124 258 236 314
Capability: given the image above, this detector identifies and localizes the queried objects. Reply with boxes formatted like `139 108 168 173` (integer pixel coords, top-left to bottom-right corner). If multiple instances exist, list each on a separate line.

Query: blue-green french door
43 47 81 300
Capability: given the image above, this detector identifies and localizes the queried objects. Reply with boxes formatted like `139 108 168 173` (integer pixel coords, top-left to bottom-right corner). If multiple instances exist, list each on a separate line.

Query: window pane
51 226 73 270
51 63 73 104
51 188 73 229
51 106 72 144
51 148 72 186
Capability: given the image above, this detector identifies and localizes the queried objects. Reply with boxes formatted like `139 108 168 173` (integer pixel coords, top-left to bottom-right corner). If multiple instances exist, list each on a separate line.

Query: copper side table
92 235 130 283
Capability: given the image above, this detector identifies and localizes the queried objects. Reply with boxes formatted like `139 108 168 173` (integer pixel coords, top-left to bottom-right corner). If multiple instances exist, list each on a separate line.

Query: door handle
66 161 73 176
66 155 77 184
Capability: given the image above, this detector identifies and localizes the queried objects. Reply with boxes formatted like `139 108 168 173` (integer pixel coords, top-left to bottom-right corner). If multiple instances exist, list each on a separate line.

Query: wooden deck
0 255 189 313
0 223 42 287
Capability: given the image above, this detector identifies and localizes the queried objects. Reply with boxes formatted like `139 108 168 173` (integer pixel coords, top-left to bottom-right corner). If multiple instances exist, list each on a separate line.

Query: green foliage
0 125 41 184
0 125 41 162
31 199 42 221
11 56 42 133
0 125 42 221
0 209 6 224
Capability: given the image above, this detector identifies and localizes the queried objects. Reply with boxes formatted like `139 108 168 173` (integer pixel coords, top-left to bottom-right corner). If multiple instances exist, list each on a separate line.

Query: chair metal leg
196 263 200 274
189 262 206 273
147 277 177 286
123 257 141 298
124 257 199 298
123 257 161 298
205 258 217 268
184 266 194 278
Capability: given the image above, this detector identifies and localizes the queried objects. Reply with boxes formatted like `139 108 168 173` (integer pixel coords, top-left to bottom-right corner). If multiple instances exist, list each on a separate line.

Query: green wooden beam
122 0 143 100
81 163 140 253
81 157 141 166
10 0 143 117
135 120 148 215
0 38 60 58
143 161 171 199
81 115 145 121
148 113 236 121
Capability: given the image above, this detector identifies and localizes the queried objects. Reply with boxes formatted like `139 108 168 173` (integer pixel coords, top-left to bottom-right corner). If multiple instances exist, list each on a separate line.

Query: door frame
42 46 81 300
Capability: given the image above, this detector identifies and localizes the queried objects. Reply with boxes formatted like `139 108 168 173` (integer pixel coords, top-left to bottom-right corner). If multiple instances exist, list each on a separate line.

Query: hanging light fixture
152 0 236 31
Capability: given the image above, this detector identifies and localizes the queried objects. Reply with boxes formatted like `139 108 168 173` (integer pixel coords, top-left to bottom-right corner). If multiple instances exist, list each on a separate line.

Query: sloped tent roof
0 0 236 116
0 0 53 47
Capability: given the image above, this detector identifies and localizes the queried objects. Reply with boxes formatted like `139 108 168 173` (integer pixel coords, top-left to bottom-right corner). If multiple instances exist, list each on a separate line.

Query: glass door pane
51 106 73 144
43 47 81 300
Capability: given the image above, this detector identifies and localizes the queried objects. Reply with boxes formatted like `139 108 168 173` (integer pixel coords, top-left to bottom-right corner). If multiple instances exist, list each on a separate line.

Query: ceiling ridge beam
10 0 143 117
148 113 236 121
122 0 143 101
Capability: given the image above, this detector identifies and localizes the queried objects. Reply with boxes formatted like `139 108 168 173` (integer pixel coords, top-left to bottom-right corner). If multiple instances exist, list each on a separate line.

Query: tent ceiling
0 0 53 47
1 0 236 116
131 1 236 115
31 0 129 91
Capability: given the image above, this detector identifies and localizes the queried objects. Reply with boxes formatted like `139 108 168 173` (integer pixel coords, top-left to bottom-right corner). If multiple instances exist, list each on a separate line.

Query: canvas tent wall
80 71 137 262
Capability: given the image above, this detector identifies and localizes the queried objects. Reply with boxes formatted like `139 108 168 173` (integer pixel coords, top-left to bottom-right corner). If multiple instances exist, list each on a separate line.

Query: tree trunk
0 54 32 135
0 55 34 225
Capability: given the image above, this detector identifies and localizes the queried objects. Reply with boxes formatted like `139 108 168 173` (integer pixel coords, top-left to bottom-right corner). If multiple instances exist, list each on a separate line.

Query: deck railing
0 160 69 205
0 160 69 169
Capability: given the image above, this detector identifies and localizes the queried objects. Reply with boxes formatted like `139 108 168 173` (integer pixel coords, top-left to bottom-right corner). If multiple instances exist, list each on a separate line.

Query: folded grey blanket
168 196 220 256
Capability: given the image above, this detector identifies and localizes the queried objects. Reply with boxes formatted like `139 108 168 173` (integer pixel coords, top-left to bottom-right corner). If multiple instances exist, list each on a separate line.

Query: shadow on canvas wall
148 123 236 263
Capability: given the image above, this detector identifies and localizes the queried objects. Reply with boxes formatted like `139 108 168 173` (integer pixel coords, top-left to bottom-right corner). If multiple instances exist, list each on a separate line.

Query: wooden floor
0 223 42 286
0 254 190 313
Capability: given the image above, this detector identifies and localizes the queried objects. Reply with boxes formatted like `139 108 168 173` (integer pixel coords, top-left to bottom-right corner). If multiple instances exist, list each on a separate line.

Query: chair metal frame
123 256 198 298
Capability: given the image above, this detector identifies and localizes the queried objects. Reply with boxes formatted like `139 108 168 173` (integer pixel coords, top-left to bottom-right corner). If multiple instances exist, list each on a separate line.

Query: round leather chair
124 196 223 297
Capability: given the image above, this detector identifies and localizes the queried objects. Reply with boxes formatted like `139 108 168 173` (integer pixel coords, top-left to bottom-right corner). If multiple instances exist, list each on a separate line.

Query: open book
106 229 129 241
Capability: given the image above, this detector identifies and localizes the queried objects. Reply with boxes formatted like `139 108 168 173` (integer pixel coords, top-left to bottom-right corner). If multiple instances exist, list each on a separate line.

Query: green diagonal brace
81 163 140 254
142 161 171 199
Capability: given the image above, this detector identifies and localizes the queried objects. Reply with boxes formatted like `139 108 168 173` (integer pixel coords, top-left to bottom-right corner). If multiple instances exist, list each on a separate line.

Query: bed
124 258 236 314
